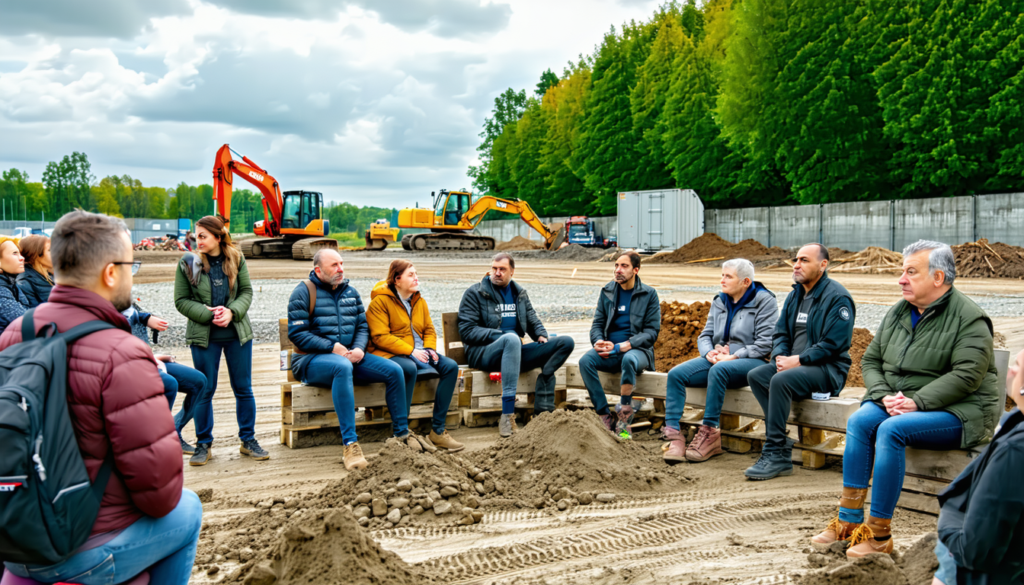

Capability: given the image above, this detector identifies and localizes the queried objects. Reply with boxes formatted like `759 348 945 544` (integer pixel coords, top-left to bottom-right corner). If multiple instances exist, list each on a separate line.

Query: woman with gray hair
662 258 778 463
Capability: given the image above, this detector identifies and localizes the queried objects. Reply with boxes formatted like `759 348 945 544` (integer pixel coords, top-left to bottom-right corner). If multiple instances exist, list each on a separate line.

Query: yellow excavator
364 219 400 251
397 189 567 251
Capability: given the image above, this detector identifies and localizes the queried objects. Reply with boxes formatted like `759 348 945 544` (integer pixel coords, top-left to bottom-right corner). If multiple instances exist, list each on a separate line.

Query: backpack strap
304 280 317 317
21 308 36 341
90 451 115 504
60 321 117 344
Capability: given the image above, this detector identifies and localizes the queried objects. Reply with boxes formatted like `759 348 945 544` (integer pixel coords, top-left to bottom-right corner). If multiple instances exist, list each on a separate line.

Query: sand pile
599 247 624 262
646 233 787 265
496 235 544 251
953 238 1024 279
653 300 712 372
831 247 903 274
801 532 938 585
845 328 874 388
239 509 434 585
470 409 685 507
547 243 610 262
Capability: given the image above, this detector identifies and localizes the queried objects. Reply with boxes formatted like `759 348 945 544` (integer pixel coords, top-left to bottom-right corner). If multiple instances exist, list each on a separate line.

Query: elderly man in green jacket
811 240 1000 559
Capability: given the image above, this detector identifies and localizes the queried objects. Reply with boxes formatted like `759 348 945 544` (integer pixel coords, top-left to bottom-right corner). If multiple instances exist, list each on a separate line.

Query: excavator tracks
401 233 496 251
239 237 338 260
291 237 339 261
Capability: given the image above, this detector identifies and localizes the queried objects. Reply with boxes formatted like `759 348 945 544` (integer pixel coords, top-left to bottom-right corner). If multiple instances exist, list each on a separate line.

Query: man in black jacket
457 253 574 437
933 350 1024 585
745 243 855 480
579 251 661 439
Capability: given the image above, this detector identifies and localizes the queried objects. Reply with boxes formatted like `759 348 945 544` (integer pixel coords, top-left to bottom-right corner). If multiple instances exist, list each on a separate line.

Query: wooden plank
867 486 940 516
684 386 860 433
282 406 339 427
801 427 827 469
465 368 567 397
564 365 668 398
905 447 980 482
442 312 467 366
279 318 294 351
284 378 443 412
281 411 461 449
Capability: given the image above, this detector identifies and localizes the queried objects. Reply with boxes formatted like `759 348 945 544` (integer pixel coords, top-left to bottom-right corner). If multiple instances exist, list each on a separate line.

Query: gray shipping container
617 188 704 251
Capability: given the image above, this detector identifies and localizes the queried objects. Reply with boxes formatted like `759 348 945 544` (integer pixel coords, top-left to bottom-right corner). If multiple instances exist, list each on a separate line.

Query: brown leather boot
812 487 867 546
846 516 893 557
343 442 369 471
429 430 465 453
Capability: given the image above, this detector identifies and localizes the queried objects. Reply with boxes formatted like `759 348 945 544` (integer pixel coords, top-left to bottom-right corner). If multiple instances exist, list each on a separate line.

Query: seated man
746 243 855 480
812 240 1000 558
458 252 575 437
579 251 661 439
288 249 417 471
663 258 777 463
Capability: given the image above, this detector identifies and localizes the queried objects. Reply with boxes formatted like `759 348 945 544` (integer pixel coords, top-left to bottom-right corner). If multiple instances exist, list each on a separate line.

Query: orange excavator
212 144 338 260
397 189 566 251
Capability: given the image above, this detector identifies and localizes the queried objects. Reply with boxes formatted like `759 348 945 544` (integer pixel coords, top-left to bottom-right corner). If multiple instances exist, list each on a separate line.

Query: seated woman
0 237 28 331
16 235 53 308
367 259 463 452
812 241 1000 558
662 259 777 463
931 350 1024 585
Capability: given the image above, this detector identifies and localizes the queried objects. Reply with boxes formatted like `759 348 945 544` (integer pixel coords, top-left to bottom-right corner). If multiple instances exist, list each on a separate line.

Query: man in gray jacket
579 251 661 439
457 253 575 437
661 259 777 463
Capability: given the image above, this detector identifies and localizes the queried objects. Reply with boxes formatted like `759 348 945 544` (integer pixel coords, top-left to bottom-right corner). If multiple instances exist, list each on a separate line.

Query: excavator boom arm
461 196 554 241
212 144 286 236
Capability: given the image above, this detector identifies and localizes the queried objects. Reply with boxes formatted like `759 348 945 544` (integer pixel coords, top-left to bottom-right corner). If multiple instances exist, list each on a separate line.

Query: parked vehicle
565 216 617 248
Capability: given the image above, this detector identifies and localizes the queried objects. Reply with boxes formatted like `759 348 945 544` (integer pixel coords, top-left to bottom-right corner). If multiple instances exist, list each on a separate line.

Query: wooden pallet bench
278 318 460 448
442 312 567 427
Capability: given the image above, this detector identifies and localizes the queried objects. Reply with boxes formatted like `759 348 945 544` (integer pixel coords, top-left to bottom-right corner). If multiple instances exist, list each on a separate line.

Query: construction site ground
133 250 1024 584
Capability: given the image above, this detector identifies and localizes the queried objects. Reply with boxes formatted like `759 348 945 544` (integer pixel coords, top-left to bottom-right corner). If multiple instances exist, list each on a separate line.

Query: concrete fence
0 218 182 245
474 216 617 243
703 192 1024 251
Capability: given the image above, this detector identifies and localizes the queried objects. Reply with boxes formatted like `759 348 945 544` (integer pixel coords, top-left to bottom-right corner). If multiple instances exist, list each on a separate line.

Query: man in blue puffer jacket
287 249 415 471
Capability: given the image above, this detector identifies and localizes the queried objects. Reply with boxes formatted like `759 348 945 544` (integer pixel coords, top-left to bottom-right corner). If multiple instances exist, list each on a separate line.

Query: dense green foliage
470 0 1024 212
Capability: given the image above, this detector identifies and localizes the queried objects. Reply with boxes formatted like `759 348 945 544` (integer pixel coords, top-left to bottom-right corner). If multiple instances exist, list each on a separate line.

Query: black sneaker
744 449 793 481
189 443 211 466
180 436 196 455
240 439 270 461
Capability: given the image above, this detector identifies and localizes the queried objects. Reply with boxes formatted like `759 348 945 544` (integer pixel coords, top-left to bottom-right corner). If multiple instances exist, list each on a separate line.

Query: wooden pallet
281 411 462 449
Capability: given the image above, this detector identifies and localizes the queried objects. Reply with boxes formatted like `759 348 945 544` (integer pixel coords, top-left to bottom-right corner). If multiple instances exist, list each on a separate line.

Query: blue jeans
190 340 255 445
390 354 460 434
933 540 957 585
578 348 651 415
665 356 765 429
472 333 575 413
843 401 963 519
5 490 203 585
159 363 207 438
302 352 407 444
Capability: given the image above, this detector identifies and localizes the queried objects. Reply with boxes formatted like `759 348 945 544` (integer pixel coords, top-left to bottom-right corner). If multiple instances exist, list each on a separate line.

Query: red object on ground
489 372 501 382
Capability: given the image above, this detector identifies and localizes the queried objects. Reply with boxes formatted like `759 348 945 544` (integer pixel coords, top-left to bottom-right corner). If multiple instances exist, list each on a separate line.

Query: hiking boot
343 442 369 471
499 413 518 438
599 413 616 434
812 487 869 548
180 436 196 455
189 443 211 466
686 425 723 462
661 426 687 464
744 449 793 480
846 517 894 558
429 430 465 453
615 402 635 440
410 431 438 453
240 439 270 461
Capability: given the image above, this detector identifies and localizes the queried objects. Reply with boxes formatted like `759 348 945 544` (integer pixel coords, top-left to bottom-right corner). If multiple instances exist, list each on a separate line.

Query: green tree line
470 0 1024 213
0 152 395 234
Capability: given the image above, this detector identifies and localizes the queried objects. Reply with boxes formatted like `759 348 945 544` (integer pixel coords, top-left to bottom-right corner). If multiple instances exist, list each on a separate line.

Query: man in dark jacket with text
746 243 855 480
579 251 661 439
457 253 574 437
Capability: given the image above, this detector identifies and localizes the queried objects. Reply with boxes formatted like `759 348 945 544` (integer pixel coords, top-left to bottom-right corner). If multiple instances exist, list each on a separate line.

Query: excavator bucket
544 224 567 251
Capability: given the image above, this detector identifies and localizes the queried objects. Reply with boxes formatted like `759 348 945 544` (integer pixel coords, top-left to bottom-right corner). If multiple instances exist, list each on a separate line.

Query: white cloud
0 0 662 209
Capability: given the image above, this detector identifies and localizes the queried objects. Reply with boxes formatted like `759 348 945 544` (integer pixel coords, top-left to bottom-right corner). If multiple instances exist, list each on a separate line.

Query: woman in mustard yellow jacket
367 259 463 452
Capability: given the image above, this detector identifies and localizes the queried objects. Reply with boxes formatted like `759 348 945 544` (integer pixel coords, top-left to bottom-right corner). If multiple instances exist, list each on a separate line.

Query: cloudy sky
0 0 660 209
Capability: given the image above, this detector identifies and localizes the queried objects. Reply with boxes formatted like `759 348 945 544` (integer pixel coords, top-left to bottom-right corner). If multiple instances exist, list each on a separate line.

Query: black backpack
0 308 117 565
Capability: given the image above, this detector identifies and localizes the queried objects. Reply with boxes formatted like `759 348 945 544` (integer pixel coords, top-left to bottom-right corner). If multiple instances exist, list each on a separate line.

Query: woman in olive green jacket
811 241 999 559
174 215 266 466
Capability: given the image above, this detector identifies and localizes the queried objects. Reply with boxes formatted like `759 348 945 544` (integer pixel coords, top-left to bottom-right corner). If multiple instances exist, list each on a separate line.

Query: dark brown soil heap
471 409 686 505
846 328 874 388
953 238 1024 279
548 243 610 261
653 300 712 372
240 509 434 585
647 233 787 264
496 235 544 251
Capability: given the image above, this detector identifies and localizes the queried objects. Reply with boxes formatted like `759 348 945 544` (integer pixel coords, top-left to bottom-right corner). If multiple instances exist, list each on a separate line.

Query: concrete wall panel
822 201 891 251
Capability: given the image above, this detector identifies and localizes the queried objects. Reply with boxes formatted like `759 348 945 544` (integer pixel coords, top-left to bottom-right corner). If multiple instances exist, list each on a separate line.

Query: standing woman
17 234 54 308
367 260 463 452
174 215 267 466
0 237 28 330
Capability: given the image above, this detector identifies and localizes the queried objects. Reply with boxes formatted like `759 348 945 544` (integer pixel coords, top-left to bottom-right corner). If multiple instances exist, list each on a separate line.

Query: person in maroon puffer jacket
0 211 200 585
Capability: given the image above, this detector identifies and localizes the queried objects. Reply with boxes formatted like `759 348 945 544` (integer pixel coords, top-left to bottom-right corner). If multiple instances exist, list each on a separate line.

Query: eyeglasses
111 260 142 275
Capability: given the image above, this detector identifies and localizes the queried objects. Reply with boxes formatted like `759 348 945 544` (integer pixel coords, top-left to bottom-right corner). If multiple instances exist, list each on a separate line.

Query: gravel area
137 278 1024 350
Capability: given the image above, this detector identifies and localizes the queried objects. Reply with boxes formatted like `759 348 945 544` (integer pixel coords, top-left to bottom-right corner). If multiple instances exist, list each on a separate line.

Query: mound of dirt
953 238 1024 279
831 247 903 274
496 235 544 251
240 509 434 585
846 328 874 388
547 243 610 262
801 532 938 585
599 247 624 262
473 409 685 503
653 300 712 372
646 233 788 265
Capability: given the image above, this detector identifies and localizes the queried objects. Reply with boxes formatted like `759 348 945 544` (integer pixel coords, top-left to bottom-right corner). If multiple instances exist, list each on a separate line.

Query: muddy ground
133 250 1024 584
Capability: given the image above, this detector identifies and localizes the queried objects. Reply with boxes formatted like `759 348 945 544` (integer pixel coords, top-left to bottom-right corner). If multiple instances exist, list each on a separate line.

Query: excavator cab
280 191 326 234
434 189 471 228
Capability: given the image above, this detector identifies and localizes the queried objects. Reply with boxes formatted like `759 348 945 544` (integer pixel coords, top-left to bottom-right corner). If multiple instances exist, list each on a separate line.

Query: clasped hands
205 305 234 328
595 340 630 358
882 391 919 416
332 342 365 364
705 344 738 364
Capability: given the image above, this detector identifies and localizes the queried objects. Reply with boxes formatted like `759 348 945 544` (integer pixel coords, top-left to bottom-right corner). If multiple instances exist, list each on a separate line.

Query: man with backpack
0 211 200 585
